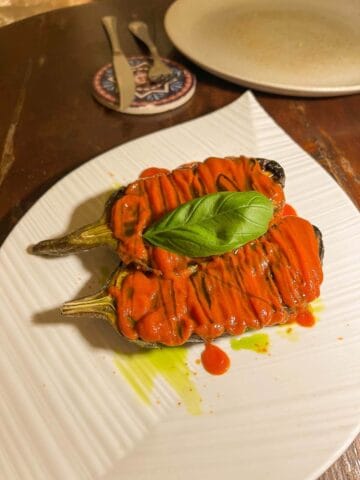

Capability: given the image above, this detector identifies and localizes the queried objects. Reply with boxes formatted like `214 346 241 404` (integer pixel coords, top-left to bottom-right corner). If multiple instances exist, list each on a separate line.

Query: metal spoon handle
128 21 160 59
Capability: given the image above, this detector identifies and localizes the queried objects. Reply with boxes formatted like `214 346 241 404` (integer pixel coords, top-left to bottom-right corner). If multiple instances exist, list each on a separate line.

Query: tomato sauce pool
201 343 230 375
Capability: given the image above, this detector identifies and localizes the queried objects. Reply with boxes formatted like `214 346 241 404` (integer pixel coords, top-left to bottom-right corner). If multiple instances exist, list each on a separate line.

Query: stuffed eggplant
31 156 285 275
61 216 323 347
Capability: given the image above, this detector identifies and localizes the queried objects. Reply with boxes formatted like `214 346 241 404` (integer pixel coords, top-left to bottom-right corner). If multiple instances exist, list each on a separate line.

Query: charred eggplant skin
313 225 324 262
256 158 285 188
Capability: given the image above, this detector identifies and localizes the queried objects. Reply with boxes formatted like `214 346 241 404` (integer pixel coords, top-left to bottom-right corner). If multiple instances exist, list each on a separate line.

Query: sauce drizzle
109 216 323 347
201 343 230 375
282 203 297 216
295 309 316 327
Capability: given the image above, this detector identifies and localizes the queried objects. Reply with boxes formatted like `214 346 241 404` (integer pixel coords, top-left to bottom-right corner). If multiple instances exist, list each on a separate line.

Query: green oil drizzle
114 347 202 415
112 181 122 190
309 297 324 321
276 324 300 342
230 333 269 353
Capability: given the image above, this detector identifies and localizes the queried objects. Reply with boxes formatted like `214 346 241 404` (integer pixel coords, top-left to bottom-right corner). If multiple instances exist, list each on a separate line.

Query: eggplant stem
61 292 116 326
61 269 128 327
30 218 117 256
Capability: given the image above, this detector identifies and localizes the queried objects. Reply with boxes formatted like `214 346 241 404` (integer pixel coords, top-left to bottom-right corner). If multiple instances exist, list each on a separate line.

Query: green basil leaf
143 191 274 257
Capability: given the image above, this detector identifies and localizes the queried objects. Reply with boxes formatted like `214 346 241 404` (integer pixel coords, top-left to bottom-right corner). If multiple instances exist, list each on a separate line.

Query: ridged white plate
1 92 359 480
165 0 360 96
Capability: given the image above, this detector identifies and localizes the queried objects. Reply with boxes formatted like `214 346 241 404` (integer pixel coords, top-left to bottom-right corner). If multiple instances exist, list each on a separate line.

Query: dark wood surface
0 1 359 478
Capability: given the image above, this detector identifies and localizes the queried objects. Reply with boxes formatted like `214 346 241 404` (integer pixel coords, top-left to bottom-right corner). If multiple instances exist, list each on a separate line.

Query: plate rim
1 92 359 479
164 0 360 97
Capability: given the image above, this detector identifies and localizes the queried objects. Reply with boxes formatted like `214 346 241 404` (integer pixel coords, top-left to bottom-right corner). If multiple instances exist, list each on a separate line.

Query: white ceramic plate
165 0 360 96
1 92 359 480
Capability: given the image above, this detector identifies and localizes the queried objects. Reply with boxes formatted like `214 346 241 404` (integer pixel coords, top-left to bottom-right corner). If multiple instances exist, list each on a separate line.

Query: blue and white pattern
93 55 196 114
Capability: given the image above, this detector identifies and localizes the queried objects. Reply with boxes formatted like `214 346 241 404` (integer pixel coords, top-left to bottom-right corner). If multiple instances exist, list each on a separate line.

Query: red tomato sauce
282 203 297 216
201 343 230 375
139 167 170 179
108 216 323 347
111 157 285 274
295 309 316 327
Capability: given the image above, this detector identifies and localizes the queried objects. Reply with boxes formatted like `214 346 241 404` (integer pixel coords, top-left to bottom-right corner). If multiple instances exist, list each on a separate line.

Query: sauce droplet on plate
201 343 230 375
296 309 316 327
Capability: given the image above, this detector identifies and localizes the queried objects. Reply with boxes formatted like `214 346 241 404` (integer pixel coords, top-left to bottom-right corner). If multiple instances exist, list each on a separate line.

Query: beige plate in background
165 0 360 97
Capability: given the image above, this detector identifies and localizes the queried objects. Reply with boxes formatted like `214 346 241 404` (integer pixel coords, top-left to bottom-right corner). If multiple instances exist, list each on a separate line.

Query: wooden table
0 1 359 478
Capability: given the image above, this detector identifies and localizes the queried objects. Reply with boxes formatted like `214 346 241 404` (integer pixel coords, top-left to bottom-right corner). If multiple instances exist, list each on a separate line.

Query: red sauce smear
282 203 297 216
201 343 230 375
296 309 316 327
